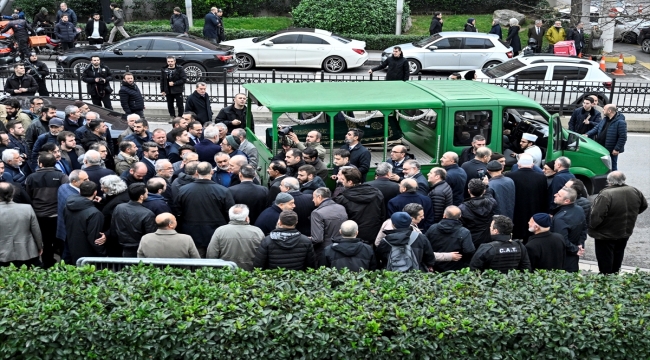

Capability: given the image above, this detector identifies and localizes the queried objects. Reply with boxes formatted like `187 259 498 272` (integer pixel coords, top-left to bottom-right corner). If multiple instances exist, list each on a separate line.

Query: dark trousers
91 93 113 110
17 39 30 59
611 154 619 171
88 38 104 45
61 41 75 51
595 238 629 274
36 79 49 96
533 45 542 53
166 93 184 117
0 257 41 268
548 44 554 53
37 216 61 268
122 247 138 258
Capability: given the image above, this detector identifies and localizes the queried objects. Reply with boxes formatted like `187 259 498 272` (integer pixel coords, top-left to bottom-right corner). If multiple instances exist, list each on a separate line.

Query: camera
278 126 293 136
477 168 486 180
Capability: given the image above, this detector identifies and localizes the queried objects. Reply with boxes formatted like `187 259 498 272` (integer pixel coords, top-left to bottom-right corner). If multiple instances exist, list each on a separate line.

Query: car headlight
601 155 611 170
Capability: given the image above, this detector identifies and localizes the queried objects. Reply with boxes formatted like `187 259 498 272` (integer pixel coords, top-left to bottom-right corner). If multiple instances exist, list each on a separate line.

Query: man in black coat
253 210 316 270
228 165 268 225
429 12 443 35
366 162 400 215
505 154 548 242
376 212 436 271
161 56 187 118
470 215 532 272
202 7 221 44
85 13 108 45
177 162 235 257
402 160 430 196
111 183 157 257
341 128 371 182
525 213 565 271
321 220 377 271
568 22 585 55
64 181 106 264
25 53 50 96
368 46 410 80
215 93 252 134
440 151 467 206
4 17 32 59
142 178 172 216
426 205 475 271
281 177 316 237
4 64 38 96
458 135 486 166
568 97 602 137
527 20 546 53
82 150 115 198
119 72 145 119
185 83 213 124
427 167 453 224
461 146 492 200
387 179 434 231
551 187 587 273
82 56 113 109
459 179 497 248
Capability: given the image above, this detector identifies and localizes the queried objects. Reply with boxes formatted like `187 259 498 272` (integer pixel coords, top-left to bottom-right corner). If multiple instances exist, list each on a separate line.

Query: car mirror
428 45 438 50
566 133 580 151
113 48 123 55
262 41 274 46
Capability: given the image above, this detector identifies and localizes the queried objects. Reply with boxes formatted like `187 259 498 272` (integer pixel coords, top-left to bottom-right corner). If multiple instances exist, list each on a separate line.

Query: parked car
638 26 650 53
55 32 238 82
221 28 368 73
381 32 513 75
614 19 650 43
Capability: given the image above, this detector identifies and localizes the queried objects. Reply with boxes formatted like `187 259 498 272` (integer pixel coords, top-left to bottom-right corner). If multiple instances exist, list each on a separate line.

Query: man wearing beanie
255 192 295 236
253 210 316 270
525 213 566 271
376 212 435 272
220 134 247 159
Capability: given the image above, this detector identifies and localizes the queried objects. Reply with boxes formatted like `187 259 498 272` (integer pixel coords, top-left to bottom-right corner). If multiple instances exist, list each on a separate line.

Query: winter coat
568 27 585 49
470 234 531 272
203 11 220 39
461 159 488 199
0 201 42 262
170 13 189 33
4 74 38 96
551 203 587 272
25 167 68 217
114 152 139 175
288 190 316 236
255 205 283 236
229 181 269 225
370 55 410 81
160 65 187 95
425 218 475 271
586 111 627 154
238 140 258 169
286 159 305 178
376 228 436 271
185 90 213 124
100 190 130 249
549 169 575 209
216 104 248 134
177 179 235 247
488 175 516 220
366 177 400 213
443 164 467 206
321 237 377 271
3 163 27 185
589 184 647 239
506 26 521 53
56 183 79 241
308 158 328 180
142 193 172 216
82 65 113 97
112 8 126 26
387 192 435 231
55 21 76 42
410 172 430 196
295 141 326 162
193 138 220 166
56 8 77 25
171 172 194 205
575 196 592 228
489 24 502 39
335 184 385 245
528 26 546 47
64 195 106 263
428 181 453 224
459 195 497 248
33 9 50 26
525 231 566 271
458 146 476 166
253 228 316 270
207 220 264 270
123 131 153 157
5 19 32 41
111 200 157 249
7 133 28 157
299 176 326 195
85 19 107 38
505 168 548 241
63 116 83 134
137 230 200 259
29 132 58 171
119 81 145 114
84 165 115 198
429 17 443 35
310 199 347 260
569 106 602 135
266 175 286 207
545 26 566 45
464 23 478 32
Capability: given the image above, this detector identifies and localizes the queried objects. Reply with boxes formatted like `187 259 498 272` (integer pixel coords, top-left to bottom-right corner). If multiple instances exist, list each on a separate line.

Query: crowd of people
0 96 646 274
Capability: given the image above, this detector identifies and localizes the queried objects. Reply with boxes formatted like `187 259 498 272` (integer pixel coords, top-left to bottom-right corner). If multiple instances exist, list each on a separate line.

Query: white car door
422 37 462 70
257 34 299 66
295 34 332 67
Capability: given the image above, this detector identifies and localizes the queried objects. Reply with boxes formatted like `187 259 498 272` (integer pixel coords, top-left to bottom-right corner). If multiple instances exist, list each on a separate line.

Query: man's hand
39 249 43 256
287 132 299 143
93 196 102 202
583 115 590 124
19 87 28 93
161 92 166 96
450 252 462 261
368 69 373 74
577 245 585 257
481 176 489 185
330 175 337 180
95 77 100 82
388 173 400 182
169 81 174 86
13 88 22 93
232 119 241 126
612 150 619 156
95 232 107 245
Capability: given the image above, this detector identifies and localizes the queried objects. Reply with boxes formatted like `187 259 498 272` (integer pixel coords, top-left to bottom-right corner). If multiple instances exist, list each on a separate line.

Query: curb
603 54 636 64
579 259 650 274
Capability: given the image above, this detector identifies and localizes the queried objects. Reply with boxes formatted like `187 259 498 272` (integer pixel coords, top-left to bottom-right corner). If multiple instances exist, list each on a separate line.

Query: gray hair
2 149 18 162
86 111 100 120
556 156 571 169
126 113 140 121
155 159 171 172
203 125 220 139
375 162 393 177
607 171 626 186
100 175 128 196
281 177 300 191
64 105 78 115
196 82 207 88
313 187 331 199
509 18 519 26
403 203 424 218
84 150 101 165
232 128 246 139
404 159 421 170
535 19 543 25
340 220 358 237
68 169 85 182
215 122 228 132
228 204 249 221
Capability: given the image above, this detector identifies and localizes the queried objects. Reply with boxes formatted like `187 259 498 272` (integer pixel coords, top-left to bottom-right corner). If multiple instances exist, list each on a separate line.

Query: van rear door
546 113 564 160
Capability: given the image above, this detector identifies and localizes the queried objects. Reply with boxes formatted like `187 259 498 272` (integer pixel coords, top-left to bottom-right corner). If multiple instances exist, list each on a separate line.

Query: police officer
4 14 32 60
469 215 532 272
25 52 50 96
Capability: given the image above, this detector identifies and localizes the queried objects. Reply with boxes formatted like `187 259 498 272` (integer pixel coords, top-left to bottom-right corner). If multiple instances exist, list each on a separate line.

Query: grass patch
408 14 496 35
131 17 293 31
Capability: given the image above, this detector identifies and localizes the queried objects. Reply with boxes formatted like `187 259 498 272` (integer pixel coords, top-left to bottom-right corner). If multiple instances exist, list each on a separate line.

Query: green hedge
1 265 649 359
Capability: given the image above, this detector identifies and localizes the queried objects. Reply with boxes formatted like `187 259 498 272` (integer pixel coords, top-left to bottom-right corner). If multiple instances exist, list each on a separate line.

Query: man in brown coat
137 213 200 258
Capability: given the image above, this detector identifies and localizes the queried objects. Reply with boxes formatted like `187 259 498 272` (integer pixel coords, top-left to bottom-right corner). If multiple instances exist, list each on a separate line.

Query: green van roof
243 80 541 113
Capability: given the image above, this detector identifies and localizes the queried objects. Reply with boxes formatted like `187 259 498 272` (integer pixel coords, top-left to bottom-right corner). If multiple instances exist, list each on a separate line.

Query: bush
1 265 650 359
407 0 540 15
13 0 124 22
292 0 411 35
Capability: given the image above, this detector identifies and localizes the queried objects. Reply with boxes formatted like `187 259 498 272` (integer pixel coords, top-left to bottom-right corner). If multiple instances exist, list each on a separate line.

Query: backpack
384 231 420 272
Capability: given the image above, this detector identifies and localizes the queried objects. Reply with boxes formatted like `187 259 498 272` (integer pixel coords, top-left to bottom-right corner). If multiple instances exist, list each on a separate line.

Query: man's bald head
155 212 177 229
130 162 149 180
443 205 461 220
0 182 14 202
400 178 418 193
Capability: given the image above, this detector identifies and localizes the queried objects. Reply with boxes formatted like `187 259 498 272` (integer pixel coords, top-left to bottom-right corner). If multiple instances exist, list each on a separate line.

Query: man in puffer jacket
321 220 376 271
368 46 410 80
170 7 189 34
119 72 145 118
253 210 316 270
427 167 453 224
459 179 497 249
56 3 77 25
54 14 76 50
585 104 627 171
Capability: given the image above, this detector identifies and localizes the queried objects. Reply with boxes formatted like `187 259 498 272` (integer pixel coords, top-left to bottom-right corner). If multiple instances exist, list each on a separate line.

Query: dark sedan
55 32 238 82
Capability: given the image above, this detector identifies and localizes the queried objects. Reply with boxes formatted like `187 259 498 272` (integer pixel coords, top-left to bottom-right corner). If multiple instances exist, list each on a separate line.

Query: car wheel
483 61 501 69
70 59 90 77
642 39 650 53
184 63 206 83
622 31 637 44
407 59 421 75
323 56 346 73
236 53 255 71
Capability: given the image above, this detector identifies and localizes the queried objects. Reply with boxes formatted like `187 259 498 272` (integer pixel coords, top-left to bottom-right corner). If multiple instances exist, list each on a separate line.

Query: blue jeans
611 154 618 171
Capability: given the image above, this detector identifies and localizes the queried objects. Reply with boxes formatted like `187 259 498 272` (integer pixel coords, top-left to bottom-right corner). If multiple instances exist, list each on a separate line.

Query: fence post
76 67 83 100
125 65 130 72
513 75 519 92
369 72 373 81
609 78 616 104
222 69 228 107
559 76 568 117
320 70 324 82
418 75 421 81
272 69 276 83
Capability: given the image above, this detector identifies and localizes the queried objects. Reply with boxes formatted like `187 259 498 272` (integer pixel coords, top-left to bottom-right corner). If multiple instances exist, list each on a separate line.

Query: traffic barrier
612 53 626 76
76 257 239 271
600 57 607 71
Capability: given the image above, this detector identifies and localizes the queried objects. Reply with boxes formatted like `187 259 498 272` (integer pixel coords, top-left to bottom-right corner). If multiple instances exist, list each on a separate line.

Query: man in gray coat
138 213 200 259
310 187 348 261
207 204 265 270
0 182 42 267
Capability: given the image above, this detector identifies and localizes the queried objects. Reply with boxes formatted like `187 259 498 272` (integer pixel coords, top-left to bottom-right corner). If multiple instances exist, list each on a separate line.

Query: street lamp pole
395 0 403 35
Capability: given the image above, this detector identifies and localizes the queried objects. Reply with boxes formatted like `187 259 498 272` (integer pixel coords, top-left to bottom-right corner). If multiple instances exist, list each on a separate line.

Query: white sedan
221 28 368 73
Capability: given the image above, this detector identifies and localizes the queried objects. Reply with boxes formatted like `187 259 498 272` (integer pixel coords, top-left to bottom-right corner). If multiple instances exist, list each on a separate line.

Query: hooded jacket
376 228 436 272
321 237 377 271
464 20 478 32
170 13 189 33
56 8 77 25
253 228 316 270
429 16 443 35
459 195 497 248
335 184 385 245
64 195 106 263
370 55 410 81
300 176 326 195
119 81 145 114
545 26 566 45
585 111 627 153
426 218 475 271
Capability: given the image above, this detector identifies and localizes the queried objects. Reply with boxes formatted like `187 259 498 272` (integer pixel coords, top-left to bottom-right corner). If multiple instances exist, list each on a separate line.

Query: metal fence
76 257 238 271
1 67 648 114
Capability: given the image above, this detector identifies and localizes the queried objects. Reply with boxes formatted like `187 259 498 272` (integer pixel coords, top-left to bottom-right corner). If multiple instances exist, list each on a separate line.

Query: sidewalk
579 260 650 274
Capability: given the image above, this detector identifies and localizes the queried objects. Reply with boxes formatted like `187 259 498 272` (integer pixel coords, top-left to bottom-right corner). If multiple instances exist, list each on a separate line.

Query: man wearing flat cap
525 213 565 271
255 192 295 236
517 133 542 168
